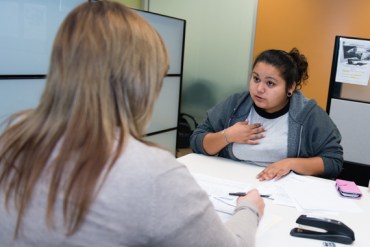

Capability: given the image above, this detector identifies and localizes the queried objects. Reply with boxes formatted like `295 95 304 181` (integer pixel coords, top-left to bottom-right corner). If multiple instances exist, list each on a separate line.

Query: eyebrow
252 72 278 82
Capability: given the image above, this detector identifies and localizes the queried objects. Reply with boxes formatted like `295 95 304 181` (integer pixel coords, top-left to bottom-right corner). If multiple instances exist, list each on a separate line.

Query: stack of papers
192 173 252 221
191 171 362 223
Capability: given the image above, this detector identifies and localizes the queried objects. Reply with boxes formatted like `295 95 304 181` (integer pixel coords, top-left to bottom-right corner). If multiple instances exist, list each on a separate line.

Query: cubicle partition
327 35 370 186
136 10 186 156
0 1 185 156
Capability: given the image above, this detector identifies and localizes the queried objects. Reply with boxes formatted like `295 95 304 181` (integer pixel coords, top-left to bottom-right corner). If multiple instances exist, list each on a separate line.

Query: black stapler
290 215 355 244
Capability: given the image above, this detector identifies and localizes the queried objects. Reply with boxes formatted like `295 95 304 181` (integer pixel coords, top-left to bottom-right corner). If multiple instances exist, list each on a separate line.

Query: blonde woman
0 1 264 246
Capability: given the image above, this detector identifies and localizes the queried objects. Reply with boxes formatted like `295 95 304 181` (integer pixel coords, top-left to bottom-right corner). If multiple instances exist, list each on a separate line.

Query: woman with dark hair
191 48 343 181
0 1 264 246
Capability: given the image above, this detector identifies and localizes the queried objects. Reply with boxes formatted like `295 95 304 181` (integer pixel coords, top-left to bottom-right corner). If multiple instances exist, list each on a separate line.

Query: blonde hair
0 0 168 237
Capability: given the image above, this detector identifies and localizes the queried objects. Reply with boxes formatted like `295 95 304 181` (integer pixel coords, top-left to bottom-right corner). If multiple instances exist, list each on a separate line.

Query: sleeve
148 162 259 247
189 114 216 155
303 106 344 178
225 201 260 247
190 93 241 155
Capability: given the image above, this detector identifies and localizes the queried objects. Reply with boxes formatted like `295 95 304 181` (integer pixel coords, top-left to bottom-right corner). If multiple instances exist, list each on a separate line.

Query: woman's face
249 62 293 113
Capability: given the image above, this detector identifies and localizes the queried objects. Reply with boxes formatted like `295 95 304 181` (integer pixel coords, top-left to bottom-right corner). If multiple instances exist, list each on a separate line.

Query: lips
253 95 264 102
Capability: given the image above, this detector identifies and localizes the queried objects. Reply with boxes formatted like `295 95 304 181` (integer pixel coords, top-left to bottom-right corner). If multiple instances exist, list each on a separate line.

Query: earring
287 92 292 98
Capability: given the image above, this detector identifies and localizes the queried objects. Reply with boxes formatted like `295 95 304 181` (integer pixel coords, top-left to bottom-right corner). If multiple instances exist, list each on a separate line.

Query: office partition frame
326 35 370 186
0 1 186 156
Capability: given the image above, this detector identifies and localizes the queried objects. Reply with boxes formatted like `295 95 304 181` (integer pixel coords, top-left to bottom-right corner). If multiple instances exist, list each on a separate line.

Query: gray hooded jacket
190 91 343 178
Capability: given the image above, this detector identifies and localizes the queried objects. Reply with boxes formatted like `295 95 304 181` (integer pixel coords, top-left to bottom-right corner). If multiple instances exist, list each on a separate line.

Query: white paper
260 172 362 213
258 180 297 208
191 173 252 221
335 37 370 86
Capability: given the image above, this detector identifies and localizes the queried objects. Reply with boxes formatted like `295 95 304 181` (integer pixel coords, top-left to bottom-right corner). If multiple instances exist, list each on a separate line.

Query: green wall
113 0 143 9
149 0 258 122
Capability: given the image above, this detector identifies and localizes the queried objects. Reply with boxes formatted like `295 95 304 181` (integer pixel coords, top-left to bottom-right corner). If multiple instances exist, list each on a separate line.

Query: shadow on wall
181 79 218 122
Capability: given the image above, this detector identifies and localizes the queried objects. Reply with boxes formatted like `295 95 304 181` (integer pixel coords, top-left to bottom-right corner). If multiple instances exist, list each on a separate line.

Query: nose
256 82 265 93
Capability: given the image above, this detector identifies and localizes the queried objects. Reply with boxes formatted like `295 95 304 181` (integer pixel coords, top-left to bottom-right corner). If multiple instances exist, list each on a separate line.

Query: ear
288 81 297 94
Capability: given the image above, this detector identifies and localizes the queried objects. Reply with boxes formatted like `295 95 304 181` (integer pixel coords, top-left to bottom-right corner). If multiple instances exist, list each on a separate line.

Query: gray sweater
0 137 259 246
190 91 343 178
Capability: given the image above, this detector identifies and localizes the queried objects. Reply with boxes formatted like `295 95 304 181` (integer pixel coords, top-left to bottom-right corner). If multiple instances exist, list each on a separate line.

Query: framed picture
335 36 370 86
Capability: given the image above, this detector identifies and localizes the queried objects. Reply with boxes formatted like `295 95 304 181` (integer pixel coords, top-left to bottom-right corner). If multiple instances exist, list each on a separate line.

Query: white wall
149 0 258 122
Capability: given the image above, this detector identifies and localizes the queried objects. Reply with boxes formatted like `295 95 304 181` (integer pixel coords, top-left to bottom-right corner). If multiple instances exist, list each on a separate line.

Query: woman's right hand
226 120 265 145
203 120 265 155
237 189 265 217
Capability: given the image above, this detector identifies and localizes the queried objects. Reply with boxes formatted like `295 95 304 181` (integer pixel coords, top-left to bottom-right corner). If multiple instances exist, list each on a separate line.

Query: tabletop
177 153 370 247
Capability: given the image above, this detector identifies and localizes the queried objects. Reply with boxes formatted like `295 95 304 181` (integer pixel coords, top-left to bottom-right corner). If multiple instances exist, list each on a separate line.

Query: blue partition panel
0 0 85 75
0 2 185 156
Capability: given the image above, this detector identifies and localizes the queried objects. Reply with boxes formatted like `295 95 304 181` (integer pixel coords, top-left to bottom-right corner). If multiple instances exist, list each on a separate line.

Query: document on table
258 172 362 213
191 173 252 221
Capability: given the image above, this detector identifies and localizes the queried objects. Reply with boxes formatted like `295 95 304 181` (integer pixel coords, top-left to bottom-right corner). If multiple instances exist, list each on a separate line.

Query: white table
177 153 370 247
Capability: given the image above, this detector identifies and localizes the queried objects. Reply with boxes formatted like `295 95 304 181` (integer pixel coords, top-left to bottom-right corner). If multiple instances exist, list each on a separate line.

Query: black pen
228 192 271 198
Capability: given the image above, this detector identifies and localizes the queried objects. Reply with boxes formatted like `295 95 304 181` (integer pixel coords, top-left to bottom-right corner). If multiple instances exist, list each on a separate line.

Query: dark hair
252 48 309 90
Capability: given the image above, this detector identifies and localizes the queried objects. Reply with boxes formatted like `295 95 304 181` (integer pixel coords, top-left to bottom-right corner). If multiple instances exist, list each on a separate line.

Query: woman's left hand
256 159 292 181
